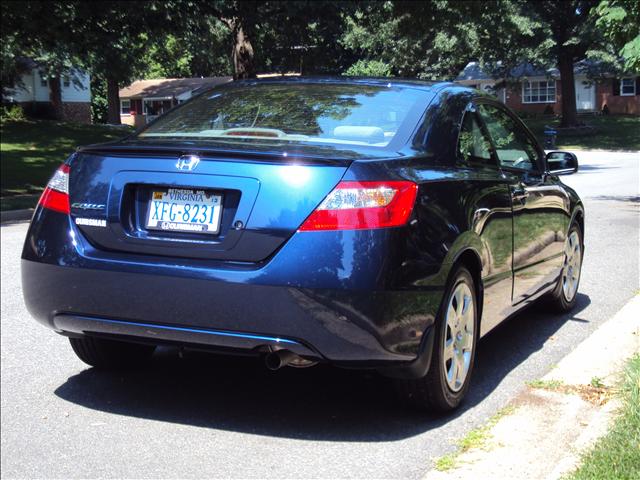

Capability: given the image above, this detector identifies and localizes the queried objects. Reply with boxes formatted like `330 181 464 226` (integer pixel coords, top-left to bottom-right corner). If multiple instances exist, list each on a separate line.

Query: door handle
512 185 529 201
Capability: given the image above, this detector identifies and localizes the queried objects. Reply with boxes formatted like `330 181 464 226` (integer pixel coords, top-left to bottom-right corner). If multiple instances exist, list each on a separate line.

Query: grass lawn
568 354 640 480
523 115 640 151
1 119 131 210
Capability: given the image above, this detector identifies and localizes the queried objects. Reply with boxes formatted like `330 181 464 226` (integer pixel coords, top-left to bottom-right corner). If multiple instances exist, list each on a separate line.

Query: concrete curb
425 295 640 480
544 295 640 387
0 209 33 224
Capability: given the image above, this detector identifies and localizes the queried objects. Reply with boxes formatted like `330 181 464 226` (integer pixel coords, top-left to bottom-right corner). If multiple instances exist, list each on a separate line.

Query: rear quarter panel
342 88 516 336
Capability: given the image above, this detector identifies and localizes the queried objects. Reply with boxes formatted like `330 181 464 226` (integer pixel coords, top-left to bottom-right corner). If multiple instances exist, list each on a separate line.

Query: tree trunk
106 75 121 125
231 22 256 80
49 76 63 121
558 53 579 127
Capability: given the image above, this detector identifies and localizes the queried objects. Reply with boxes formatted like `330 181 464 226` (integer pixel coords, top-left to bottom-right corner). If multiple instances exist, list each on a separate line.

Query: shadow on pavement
54 293 591 441
589 195 639 203
574 163 620 173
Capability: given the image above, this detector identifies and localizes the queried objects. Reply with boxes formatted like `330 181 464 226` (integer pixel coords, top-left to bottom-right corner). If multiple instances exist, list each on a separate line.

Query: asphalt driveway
1 150 638 479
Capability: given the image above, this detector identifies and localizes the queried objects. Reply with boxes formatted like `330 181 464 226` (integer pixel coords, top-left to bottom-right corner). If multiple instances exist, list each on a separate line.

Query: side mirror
546 151 578 175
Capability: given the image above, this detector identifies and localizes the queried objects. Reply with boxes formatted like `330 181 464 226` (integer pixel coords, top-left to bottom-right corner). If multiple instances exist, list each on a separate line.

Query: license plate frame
145 188 223 235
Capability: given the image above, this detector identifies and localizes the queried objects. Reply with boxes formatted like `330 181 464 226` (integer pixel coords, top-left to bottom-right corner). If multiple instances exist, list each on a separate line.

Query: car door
476 101 569 305
456 104 514 335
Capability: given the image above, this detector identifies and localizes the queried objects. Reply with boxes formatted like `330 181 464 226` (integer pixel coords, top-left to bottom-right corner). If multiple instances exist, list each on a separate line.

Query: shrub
0 103 26 122
343 60 392 77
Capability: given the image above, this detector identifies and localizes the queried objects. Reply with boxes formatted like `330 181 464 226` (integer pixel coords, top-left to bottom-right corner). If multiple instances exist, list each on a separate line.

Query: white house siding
9 72 36 102
61 71 91 102
8 68 92 124
10 70 90 103
35 71 51 102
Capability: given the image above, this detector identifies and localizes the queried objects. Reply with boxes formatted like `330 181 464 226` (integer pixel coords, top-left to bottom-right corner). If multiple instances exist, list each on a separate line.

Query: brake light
299 181 418 231
38 164 70 214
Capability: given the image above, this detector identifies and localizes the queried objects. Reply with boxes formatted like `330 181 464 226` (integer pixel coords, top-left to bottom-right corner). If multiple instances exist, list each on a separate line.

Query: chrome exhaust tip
264 350 317 370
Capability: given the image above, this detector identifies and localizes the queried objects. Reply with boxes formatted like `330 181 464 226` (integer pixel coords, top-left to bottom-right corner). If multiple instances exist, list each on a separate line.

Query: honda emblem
176 154 200 171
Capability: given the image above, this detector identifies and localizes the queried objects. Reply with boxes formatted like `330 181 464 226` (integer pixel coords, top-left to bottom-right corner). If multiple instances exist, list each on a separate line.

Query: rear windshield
136 83 430 148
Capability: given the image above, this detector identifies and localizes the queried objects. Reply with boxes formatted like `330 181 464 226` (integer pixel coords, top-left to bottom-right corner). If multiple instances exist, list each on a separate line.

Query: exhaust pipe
264 350 316 370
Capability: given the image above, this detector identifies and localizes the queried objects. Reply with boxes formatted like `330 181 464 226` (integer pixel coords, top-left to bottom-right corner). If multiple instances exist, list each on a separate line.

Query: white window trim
620 78 636 96
120 99 131 116
522 80 556 104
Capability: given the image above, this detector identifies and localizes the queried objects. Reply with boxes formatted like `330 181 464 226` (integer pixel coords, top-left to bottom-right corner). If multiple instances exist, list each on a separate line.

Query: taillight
299 181 418 231
38 164 70 214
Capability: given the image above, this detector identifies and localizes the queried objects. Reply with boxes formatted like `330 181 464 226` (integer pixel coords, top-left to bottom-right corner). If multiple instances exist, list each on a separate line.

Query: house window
522 80 556 103
63 76 70 88
39 73 47 87
621 78 636 96
120 99 131 115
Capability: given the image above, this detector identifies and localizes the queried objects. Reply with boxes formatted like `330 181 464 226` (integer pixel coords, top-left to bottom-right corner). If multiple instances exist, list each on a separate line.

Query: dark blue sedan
21 78 584 411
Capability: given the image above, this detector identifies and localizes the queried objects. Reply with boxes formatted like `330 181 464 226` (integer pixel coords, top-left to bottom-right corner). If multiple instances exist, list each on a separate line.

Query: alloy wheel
562 230 581 302
443 282 475 392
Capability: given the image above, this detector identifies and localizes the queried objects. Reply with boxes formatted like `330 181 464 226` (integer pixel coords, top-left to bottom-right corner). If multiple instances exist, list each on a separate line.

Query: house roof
456 62 495 82
454 61 614 83
119 77 232 99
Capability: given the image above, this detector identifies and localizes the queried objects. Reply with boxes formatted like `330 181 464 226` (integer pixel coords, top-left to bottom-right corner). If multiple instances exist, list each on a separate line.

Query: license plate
146 188 222 235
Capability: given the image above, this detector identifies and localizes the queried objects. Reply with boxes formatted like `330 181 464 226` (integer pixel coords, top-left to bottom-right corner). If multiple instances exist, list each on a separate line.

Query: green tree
342 1 613 127
70 1 183 124
596 0 640 72
472 0 618 127
253 1 356 75
343 60 392 77
524 1 605 126
189 1 354 79
341 1 521 80
143 18 232 79
1 1 81 119
1 1 175 123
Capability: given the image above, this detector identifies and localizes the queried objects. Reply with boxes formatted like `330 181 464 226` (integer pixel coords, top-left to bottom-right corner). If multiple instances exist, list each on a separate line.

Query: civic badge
176 154 200 171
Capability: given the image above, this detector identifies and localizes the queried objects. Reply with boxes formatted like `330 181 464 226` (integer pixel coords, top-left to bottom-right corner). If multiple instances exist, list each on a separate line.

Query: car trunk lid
68 145 352 262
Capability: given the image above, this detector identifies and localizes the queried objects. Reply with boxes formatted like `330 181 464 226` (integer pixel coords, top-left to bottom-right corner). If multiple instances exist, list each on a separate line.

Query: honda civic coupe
22 78 584 411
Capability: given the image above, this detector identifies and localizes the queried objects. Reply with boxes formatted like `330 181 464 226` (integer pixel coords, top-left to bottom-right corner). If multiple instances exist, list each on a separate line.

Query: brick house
456 62 640 115
118 77 231 128
6 59 92 123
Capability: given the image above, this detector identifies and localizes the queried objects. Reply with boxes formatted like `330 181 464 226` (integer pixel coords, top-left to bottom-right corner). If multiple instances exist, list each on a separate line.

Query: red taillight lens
299 181 418 231
38 164 70 214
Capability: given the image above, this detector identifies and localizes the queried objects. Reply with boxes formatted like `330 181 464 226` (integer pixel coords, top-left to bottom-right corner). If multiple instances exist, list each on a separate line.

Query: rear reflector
299 181 418 231
38 164 70 214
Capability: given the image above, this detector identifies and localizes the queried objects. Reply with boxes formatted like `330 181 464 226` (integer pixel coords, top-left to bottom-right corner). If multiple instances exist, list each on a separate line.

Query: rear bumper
21 209 445 370
52 314 322 360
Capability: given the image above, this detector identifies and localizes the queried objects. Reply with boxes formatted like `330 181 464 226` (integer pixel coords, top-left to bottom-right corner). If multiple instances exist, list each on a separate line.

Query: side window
477 104 540 172
457 111 495 167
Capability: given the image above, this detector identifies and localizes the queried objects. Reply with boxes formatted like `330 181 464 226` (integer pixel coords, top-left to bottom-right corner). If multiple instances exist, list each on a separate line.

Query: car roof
229 75 461 93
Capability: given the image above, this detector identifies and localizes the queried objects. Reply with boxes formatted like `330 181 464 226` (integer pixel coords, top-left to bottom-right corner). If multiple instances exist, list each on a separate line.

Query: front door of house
575 79 595 111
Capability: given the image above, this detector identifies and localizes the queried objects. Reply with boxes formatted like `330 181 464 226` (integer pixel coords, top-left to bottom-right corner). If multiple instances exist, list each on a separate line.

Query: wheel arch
380 246 485 380
450 248 484 331
571 204 585 241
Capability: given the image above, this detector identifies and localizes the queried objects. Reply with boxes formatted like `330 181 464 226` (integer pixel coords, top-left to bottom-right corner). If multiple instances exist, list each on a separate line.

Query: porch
120 97 177 128
118 76 232 127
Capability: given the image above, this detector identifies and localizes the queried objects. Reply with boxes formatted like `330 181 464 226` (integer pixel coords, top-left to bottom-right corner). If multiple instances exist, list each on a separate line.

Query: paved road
1 151 638 479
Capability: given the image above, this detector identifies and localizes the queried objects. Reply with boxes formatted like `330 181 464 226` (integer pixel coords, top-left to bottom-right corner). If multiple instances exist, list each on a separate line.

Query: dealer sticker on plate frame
146 188 222 235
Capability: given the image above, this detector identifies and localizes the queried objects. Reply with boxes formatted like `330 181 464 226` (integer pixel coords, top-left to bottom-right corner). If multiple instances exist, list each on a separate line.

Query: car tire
545 223 583 313
69 336 155 369
395 266 478 412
